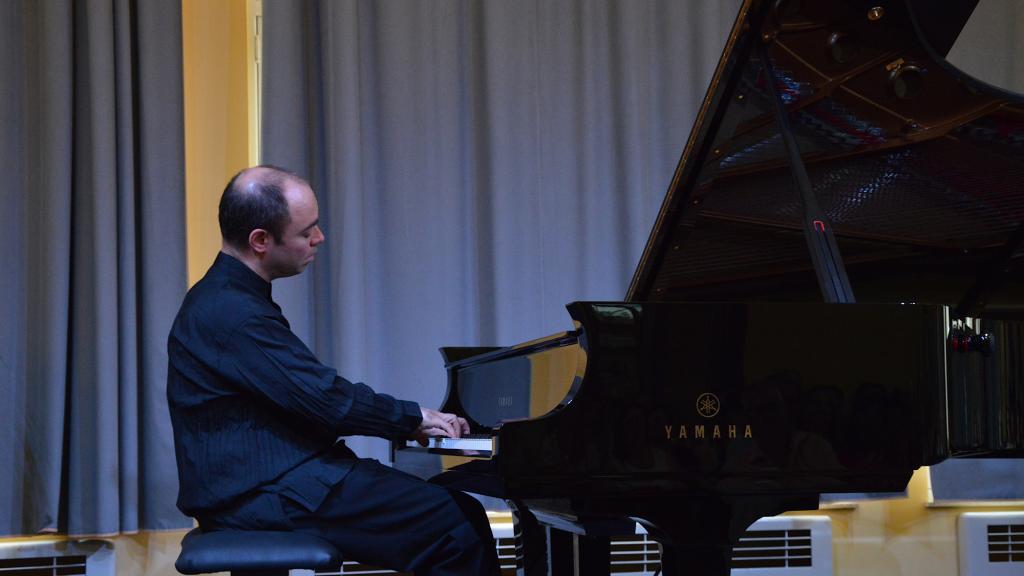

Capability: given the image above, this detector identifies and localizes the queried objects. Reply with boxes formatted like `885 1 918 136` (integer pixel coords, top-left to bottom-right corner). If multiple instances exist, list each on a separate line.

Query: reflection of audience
800 385 844 448
617 404 656 469
842 382 913 471
747 375 794 468
721 372 842 475
843 382 889 469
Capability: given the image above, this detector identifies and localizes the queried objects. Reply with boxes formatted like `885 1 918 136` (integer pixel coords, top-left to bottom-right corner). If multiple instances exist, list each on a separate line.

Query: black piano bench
175 528 342 576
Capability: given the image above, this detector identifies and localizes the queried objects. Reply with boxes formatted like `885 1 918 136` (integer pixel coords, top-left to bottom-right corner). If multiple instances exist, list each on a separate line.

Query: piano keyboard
412 434 495 454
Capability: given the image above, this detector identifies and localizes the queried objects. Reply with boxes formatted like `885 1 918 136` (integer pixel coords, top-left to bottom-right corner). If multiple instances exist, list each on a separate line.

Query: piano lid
628 0 1024 318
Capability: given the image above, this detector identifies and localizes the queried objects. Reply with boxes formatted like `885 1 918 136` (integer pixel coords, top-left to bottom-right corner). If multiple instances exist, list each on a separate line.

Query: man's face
264 181 324 279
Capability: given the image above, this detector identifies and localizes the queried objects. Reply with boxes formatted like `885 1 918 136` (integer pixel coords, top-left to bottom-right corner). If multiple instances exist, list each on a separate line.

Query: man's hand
412 407 470 446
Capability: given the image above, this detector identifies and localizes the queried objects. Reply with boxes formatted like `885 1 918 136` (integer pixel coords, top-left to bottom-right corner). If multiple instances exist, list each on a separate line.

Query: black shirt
167 252 422 516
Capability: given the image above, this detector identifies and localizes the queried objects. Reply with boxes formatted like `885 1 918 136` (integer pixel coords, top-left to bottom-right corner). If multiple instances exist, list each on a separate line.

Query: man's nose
312 227 325 245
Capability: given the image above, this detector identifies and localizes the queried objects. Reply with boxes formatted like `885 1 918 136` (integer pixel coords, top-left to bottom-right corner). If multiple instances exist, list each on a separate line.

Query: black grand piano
395 0 1024 574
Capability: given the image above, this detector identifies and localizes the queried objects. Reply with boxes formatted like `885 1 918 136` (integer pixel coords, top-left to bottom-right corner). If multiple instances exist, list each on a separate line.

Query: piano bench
175 528 342 576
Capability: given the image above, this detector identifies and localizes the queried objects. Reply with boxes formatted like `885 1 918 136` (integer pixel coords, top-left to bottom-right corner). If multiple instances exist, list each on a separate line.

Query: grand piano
395 0 1024 574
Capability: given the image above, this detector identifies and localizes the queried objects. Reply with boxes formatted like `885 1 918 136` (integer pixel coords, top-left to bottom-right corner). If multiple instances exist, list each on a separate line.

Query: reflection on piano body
394 0 1024 574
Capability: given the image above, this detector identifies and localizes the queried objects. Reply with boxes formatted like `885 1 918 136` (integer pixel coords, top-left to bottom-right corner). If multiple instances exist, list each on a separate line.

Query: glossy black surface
496 302 948 495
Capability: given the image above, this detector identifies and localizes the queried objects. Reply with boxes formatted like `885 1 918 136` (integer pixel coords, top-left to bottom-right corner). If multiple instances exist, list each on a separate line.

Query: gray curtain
0 0 190 536
931 459 1024 501
260 0 742 462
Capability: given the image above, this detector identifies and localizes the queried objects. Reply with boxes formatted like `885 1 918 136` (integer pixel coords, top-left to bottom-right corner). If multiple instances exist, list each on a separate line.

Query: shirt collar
214 251 272 301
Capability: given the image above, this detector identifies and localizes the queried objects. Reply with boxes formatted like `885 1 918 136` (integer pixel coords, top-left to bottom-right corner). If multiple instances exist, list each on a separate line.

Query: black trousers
203 459 501 576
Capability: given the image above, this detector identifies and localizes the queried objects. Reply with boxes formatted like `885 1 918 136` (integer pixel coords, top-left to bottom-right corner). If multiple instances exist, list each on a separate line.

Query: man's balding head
219 165 307 250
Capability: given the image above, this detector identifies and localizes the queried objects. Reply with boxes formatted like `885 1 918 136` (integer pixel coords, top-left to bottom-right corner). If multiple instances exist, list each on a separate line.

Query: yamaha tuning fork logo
696 393 720 418
662 392 753 441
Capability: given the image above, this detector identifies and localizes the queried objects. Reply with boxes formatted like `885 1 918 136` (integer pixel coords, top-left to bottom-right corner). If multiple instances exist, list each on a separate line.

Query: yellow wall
793 468 1024 575
182 0 256 285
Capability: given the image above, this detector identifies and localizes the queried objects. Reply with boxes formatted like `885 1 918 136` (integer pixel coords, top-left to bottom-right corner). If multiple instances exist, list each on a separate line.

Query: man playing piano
167 165 501 576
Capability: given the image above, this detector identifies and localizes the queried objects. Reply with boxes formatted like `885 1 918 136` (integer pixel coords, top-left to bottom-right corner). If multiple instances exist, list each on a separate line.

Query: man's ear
249 228 271 255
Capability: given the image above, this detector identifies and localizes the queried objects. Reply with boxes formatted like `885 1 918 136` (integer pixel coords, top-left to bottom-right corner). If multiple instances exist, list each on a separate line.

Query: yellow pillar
182 0 258 285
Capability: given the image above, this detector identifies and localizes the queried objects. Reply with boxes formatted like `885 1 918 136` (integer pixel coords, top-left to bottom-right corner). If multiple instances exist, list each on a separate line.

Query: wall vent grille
959 512 1024 575
731 529 812 569
0 555 87 576
726 516 832 576
608 533 660 574
496 536 517 574
987 524 1024 563
0 541 111 576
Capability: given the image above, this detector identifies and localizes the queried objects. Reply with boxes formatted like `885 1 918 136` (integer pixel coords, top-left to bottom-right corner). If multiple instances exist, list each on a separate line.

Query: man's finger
440 418 456 438
431 418 455 438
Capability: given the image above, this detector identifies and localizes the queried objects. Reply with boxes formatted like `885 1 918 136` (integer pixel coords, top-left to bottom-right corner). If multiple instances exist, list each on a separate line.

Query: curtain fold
261 0 741 461
0 0 190 536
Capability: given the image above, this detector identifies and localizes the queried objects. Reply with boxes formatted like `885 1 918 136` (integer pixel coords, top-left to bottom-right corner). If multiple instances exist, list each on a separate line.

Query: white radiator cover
731 516 833 576
0 539 114 576
958 511 1024 576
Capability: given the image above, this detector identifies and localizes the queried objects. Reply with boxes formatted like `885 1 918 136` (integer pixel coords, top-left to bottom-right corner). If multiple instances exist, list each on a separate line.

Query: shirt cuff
397 400 423 436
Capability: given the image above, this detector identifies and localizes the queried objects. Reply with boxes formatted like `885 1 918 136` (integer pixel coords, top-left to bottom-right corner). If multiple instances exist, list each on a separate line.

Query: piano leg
526 524 612 576
633 494 820 576
546 528 573 575
510 502 612 576
510 501 550 576
574 534 611 576
659 544 730 576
